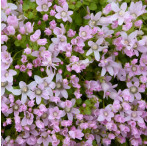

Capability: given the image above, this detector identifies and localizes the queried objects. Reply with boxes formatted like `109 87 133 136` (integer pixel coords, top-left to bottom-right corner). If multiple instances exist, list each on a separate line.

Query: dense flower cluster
1 0 147 146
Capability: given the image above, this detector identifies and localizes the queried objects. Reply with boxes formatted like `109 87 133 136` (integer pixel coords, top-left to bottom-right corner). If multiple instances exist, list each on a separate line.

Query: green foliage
89 3 97 10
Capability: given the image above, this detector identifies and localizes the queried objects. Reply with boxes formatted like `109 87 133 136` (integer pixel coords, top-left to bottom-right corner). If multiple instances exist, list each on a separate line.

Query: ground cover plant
1 0 147 145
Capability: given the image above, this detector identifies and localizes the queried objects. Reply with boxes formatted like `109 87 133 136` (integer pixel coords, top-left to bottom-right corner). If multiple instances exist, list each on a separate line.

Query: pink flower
1 51 12 70
24 47 31 54
79 25 92 40
25 22 34 33
30 29 41 42
7 15 18 27
99 56 122 76
54 73 70 98
55 3 73 22
36 120 45 129
48 107 65 120
86 38 107 61
7 26 15 35
1 69 17 83
29 75 51 104
89 12 102 27
21 111 34 126
44 28 52 36
36 0 52 12
37 38 48 45
37 132 51 146
126 77 144 100
111 2 130 25
59 99 80 121
69 129 84 140
129 1 146 20
67 29 76 37
97 105 114 122
120 31 137 50
125 110 144 123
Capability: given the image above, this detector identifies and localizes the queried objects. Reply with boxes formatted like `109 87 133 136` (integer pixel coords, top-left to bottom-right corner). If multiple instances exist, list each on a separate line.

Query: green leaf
74 13 82 25
5 129 11 137
69 4 75 10
89 3 97 10
84 107 91 115
23 3 30 11
76 1 82 8
28 12 34 19
76 98 82 105
30 2 36 9
84 100 91 106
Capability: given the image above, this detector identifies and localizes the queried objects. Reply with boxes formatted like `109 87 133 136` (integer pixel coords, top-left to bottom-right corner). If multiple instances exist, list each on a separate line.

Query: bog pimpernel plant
1 0 147 145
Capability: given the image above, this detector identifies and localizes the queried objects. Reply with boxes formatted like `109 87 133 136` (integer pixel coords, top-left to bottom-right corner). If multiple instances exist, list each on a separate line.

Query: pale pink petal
63 3 68 11
94 51 100 61
118 18 124 25
56 73 62 82
111 2 120 12
71 108 80 114
61 89 68 98
37 137 43 144
135 92 141 100
97 115 105 121
86 49 93 56
11 89 21 95
67 113 73 121
36 6 42 12
56 6 63 12
36 96 41 104
19 81 26 88
21 117 27 126
21 93 27 104
101 68 106 76
121 2 127 11
34 75 43 84
107 66 114 76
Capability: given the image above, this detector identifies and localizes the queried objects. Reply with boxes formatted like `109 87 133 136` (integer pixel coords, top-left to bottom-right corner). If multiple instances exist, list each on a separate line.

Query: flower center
124 40 129 45
94 129 100 134
1 81 8 87
35 88 42 95
5 62 9 65
60 37 65 42
91 20 96 26
132 13 137 19
53 112 58 117
132 66 137 72
133 44 137 48
44 81 48 87
131 112 137 118
26 112 31 119
42 113 47 119
130 86 138 94
21 86 28 93
5 72 9 77
104 111 108 117
119 10 125 16
42 4 48 10
18 14 24 19
61 11 67 17
140 66 144 71
142 59 146 64
81 31 87 37
65 107 71 112
56 82 62 89
13 104 19 111
42 134 48 139
104 60 108 63
92 44 98 50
